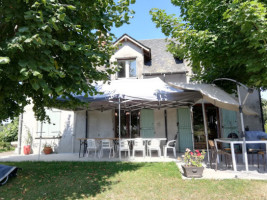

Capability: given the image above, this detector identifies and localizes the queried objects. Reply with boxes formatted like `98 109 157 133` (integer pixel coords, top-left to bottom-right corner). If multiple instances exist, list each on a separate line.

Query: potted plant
23 129 32 155
43 143 53 154
182 148 206 178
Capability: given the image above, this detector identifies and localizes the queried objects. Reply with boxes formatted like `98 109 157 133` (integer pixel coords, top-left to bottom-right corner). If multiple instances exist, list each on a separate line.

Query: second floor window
117 59 136 78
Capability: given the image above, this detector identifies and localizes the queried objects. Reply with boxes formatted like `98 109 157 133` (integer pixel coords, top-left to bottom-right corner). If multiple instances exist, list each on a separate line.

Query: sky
112 0 180 40
111 0 267 100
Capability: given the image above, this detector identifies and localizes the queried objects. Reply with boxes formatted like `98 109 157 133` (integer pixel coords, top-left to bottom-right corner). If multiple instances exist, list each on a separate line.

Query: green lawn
0 162 266 200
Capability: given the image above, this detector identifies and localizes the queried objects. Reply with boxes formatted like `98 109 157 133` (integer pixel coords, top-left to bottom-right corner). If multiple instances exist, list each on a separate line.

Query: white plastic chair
118 139 130 158
99 139 115 158
164 140 176 158
132 138 145 157
147 139 161 157
86 139 98 158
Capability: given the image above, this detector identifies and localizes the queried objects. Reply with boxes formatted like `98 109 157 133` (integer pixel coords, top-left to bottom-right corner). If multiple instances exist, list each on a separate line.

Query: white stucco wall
73 110 86 153
144 74 187 84
110 41 144 80
166 108 178 150
20 103 75 154
88 110 114 139
154 109 165 138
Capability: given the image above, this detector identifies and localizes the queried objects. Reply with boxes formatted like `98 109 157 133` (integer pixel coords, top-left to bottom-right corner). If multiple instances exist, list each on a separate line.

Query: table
77 138 87 158
214 139 267 171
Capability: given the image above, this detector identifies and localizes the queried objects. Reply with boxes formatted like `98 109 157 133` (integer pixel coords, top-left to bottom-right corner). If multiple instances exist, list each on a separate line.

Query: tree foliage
150 0 267 89
0 118 19 142
0 0 135 121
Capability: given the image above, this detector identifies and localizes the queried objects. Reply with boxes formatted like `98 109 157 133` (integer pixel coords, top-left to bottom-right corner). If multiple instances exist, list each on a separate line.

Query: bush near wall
0 142 14 153
0 118 18 152
0 118 18 142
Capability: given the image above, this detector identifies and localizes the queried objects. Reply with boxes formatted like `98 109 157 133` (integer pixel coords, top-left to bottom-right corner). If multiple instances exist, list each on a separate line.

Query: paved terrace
1 151 266 180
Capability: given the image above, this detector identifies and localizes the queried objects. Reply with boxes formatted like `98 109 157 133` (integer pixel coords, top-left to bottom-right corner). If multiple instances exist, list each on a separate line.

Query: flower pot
43 147 53 154
23 145 31 155
182 165 204 178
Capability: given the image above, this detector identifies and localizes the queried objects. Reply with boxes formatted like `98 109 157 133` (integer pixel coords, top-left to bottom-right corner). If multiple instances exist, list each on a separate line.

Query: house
17 34 264 154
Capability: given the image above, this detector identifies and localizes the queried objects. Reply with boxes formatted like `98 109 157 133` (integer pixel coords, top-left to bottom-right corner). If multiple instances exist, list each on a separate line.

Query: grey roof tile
138 39 187 74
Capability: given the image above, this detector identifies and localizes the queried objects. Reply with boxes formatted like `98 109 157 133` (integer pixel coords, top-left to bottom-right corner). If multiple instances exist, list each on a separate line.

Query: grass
0 162 267 200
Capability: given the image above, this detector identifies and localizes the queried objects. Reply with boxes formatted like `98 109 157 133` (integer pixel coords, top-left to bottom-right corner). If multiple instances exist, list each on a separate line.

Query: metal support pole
202 100 210 163
38 122 43 161
118 98 121 160
189 106 195 151
237 85 249 171
129 111 132 138
18 113 23 154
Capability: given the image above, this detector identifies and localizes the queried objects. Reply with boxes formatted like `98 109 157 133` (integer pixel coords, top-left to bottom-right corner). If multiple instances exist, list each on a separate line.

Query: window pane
117 61 126 78
129 60 136 77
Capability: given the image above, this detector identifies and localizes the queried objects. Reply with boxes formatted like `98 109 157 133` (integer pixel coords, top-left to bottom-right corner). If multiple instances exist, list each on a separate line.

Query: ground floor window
115 110 140 138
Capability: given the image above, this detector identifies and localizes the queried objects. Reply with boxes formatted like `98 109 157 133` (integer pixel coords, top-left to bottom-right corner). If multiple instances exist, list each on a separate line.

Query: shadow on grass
0 161 147 200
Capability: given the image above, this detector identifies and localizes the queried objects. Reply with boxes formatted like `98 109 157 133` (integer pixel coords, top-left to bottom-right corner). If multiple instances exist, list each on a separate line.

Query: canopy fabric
79 77 187 101
168 82 258 115
71 78 202 111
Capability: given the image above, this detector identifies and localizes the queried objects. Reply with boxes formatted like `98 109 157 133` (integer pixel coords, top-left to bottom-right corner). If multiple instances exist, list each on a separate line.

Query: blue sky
111 0 267 99
112 0 180 40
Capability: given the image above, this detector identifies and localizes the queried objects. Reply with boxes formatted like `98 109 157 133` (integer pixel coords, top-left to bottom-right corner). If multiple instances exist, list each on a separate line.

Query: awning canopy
168 82 257 115
70 78 202 111
61 77 256 115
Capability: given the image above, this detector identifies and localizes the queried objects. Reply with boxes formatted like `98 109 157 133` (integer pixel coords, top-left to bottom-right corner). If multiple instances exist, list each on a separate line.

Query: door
177 108 193 152
140 109 154 138
221 109 238 138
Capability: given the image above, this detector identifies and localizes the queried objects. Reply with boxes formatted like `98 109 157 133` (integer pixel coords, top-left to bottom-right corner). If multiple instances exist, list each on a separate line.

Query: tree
0 118 18 142
150 0 267 89
0 0 135 122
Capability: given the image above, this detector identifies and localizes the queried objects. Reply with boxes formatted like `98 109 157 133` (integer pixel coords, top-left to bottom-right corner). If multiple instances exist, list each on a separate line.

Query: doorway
193 104 221 149
115 110 140 138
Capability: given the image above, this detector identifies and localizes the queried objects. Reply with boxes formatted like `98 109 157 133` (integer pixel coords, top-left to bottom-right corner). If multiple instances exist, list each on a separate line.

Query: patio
1 151 267 180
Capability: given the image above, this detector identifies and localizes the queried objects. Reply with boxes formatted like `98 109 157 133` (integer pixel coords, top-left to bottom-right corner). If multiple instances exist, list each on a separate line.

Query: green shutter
37 109 61 137
49 110 61 136
177 108 193 152
140 109 154 138
221 109 238 138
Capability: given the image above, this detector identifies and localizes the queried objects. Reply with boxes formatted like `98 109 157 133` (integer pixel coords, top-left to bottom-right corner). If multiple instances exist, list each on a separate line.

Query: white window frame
117 59 137 79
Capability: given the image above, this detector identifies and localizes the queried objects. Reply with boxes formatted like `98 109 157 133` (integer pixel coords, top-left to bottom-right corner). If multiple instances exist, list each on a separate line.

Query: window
117 59 136 78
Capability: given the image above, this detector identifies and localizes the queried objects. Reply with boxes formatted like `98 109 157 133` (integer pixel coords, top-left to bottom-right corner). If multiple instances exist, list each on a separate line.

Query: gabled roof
139 39 187 74
114 34 188 74
114 34 151 60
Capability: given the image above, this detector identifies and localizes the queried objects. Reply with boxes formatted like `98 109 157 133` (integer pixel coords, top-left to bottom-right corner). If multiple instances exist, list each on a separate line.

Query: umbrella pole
118 98 121 160
237 85 248 171
202 100 210 163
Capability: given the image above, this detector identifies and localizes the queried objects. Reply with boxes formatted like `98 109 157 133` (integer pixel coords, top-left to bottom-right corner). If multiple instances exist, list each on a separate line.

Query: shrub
0 118 18 142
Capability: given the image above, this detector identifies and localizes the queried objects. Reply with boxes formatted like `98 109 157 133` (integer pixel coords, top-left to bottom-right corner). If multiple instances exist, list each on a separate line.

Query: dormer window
117 59 136 78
